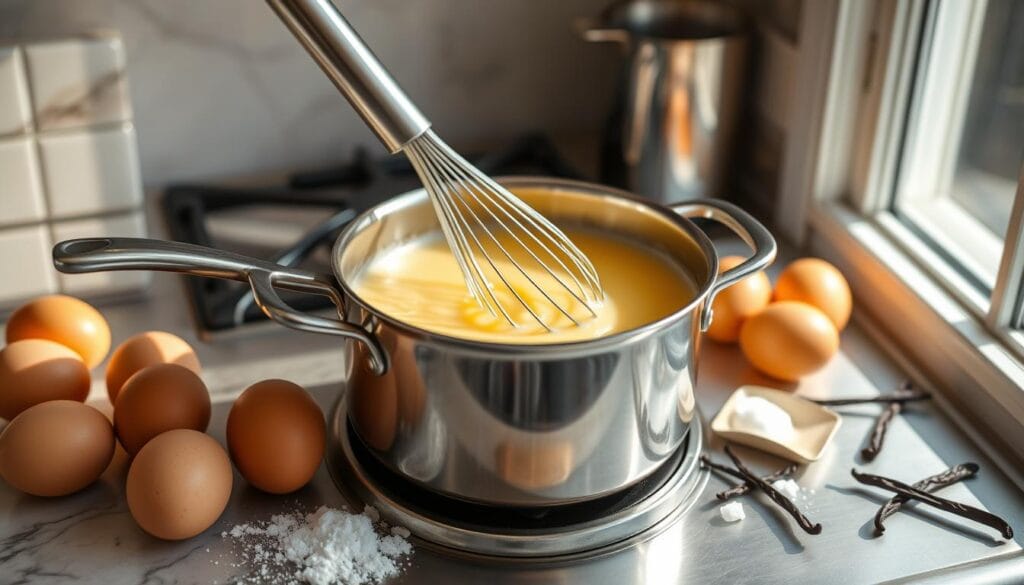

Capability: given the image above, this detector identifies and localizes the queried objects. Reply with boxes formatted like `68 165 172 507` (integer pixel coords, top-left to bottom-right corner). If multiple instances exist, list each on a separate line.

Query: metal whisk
269 0 603 330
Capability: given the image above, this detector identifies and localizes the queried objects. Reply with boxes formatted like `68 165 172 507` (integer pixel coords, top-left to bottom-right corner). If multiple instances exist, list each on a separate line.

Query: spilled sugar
222 505 412 585
719 500 745 522
771 478 801 500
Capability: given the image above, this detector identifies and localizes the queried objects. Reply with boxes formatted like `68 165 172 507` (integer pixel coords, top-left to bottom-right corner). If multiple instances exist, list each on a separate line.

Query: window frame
778 0 1024 479
887 0 1009 298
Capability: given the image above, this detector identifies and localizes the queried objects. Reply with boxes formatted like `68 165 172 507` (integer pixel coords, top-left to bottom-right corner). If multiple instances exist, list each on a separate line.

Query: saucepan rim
330 176 721 356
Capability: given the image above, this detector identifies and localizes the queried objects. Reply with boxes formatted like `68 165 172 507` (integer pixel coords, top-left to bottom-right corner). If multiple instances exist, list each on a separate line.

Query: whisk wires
404 130 603 331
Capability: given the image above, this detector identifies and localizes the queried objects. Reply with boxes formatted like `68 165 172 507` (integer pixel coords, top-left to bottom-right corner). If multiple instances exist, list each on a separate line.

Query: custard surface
352 229 696 344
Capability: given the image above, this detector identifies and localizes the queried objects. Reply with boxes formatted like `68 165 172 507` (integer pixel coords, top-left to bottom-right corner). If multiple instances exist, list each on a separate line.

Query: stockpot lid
583 0 746 43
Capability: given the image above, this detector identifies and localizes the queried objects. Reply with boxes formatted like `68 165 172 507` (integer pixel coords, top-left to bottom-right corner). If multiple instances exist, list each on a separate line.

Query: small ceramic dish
711 385 842 463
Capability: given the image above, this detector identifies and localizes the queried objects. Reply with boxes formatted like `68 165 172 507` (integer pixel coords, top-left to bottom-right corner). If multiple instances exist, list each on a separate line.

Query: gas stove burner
325 388 708 559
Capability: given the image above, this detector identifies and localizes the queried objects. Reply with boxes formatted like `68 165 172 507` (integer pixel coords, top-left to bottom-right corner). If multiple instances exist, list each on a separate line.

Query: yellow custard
352 228 697 344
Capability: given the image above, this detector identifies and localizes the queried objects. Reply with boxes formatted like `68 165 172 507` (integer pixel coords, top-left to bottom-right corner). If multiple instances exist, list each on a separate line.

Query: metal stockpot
580 0 747 204
53 177 774 506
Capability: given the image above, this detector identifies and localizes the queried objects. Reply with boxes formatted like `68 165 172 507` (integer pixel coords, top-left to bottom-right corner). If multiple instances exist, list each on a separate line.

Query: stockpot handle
671 200 777 332
53 237 388 374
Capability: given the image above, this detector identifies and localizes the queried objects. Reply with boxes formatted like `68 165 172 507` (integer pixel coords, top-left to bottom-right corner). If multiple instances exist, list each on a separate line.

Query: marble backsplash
0 0 617 187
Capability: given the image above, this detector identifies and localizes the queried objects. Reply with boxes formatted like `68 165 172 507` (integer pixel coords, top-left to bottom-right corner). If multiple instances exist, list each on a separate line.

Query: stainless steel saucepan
53 177 774 506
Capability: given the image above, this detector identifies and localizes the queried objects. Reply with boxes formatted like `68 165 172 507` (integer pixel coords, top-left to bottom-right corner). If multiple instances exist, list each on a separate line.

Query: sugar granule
771 478 801 500
719 501 745 522
223 505 412 585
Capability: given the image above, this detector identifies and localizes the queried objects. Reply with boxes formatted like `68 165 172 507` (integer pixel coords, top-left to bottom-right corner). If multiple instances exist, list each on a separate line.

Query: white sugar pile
223 505 412 585
730 394 795 440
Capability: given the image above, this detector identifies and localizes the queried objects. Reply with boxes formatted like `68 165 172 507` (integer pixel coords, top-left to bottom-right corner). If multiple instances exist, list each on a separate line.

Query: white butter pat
719 501 745 523
730 395 795 440
771 478 800 500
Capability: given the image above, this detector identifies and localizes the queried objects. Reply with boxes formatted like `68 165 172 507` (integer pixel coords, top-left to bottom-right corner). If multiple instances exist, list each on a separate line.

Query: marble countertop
1 240 1023 584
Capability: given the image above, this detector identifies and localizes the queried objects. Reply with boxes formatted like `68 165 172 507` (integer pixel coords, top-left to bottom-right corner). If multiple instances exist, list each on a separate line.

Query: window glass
892 0 1024 291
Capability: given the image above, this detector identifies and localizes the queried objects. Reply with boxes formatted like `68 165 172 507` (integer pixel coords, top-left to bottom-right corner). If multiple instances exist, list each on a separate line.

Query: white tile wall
51 211 149 296
0 47 32 137
0 34 147 308
0 225 57 306
23 36 131 132
0 137 46 225
39 123 143 218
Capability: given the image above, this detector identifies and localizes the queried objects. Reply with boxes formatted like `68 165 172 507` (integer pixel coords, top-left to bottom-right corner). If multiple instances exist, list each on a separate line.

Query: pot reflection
349 332 448 482
632 321 697 458
495 439 575 491
349 332 432 450
456 354 618 431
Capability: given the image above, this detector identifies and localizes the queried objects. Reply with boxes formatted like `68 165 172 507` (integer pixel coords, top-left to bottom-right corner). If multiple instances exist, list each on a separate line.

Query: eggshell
773 258 853 330
706 255 773 343
0 339 91 420
126 429 232 540
226 379 325 494
6 295 111 369
0 400 115 496
114 364 211 455
106 331 201 403
739 301 840 382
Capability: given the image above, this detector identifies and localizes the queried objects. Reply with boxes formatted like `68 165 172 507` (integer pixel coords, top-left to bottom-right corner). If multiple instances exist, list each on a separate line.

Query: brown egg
114 364 211 456
226 379 325 494
106 331 201 403
6 295 111 369
773 258 853 330
0 400 115 496
706 255 773 343
126 429 232 540
0 339 91 420
739 301 840 382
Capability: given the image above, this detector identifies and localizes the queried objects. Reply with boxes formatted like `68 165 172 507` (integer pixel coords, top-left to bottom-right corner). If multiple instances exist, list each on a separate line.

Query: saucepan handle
670 200 777 332
52 237 389 374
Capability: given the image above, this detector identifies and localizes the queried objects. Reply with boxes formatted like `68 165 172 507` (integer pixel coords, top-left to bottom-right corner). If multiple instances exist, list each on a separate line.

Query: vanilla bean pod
699 455 747 482
860 402 901 461
724 446 822 535
716 463 799 501
701 455 797 500
874 463 979 534
811 381 931 406
852 469 1013 539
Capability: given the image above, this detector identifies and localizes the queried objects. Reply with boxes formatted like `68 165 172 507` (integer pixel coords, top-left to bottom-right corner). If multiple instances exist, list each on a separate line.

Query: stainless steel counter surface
0 316 1021 584
1 234 1022 584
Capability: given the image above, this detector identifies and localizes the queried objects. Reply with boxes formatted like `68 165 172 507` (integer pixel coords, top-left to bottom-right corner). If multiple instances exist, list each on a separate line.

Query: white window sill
807 200 1024 476
896 195 1005 293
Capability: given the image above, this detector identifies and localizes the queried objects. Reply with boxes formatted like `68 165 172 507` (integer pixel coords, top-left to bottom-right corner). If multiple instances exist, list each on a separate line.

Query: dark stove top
161 135 583 335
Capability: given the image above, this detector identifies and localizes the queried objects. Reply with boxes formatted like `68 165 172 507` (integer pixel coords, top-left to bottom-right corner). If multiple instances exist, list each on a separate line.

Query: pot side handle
670 200 777 332
53 237 388 374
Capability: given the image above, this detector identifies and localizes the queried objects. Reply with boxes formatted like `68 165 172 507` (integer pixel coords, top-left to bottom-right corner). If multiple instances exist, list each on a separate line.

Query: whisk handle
267 0 430 153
